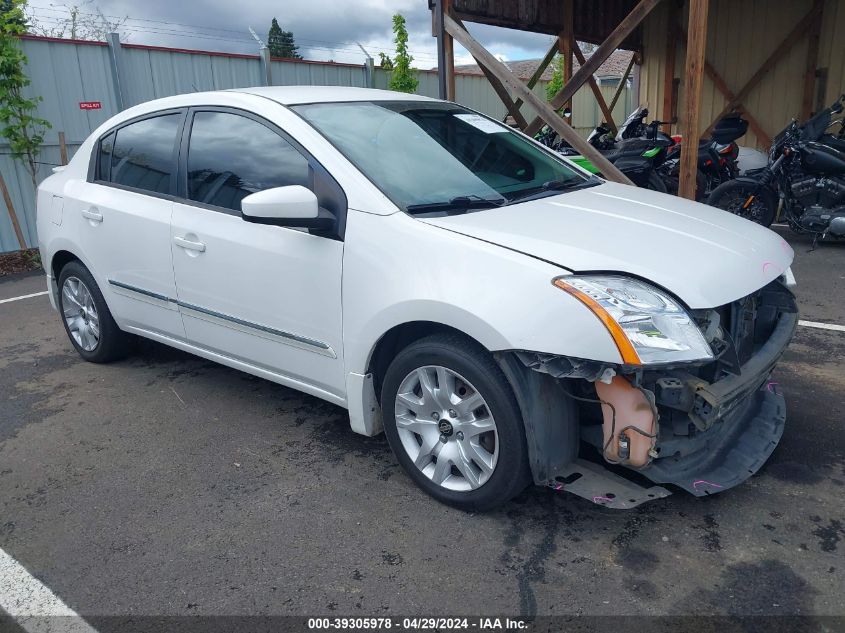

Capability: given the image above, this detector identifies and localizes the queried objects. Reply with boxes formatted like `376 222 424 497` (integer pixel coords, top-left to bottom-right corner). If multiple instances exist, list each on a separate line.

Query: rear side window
97 131 114 181
105 114 181 195
187 111 310 211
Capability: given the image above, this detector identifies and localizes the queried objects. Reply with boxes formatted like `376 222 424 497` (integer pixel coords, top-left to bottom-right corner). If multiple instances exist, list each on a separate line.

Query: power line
25 4 441 61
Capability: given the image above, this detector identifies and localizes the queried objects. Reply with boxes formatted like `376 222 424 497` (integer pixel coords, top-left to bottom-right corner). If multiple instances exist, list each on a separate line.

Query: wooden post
443 13 634 185
474 56 529 129
58 131 69 166
661 1 678 131
678 0 709 200
524 0 663 136
560 0 574 123
801 0 823 120
0 172 27 250
443 0 456 101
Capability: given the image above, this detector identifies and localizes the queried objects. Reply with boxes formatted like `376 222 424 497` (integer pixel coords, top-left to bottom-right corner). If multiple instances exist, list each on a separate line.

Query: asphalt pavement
0 228 843 626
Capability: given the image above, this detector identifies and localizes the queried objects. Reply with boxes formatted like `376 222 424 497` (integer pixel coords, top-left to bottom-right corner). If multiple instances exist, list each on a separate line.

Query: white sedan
36 87 797 510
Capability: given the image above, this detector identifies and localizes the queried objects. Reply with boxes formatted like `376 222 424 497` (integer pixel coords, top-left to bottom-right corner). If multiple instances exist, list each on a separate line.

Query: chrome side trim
108 279 171 303
177 300 334 353
107 279 333 356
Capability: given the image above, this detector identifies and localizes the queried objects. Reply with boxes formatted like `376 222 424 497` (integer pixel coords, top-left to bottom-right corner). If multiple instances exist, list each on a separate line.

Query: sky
25 0 559 68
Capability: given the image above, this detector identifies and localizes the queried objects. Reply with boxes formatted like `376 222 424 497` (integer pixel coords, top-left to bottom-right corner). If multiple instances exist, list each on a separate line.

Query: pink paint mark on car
692 480 723 491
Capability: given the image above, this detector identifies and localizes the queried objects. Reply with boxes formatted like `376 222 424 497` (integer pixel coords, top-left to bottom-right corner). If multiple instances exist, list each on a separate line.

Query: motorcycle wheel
706 179 777 227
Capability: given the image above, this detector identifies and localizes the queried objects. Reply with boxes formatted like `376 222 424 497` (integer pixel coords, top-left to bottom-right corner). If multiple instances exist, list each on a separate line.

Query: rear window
100 114 181 195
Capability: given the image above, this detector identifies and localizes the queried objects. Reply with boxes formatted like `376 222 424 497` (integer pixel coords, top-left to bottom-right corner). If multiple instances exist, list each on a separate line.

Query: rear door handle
174 236 206 252
81 208 103 222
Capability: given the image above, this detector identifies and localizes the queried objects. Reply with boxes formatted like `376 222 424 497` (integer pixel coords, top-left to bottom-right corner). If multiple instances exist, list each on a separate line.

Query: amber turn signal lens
553 279 642 365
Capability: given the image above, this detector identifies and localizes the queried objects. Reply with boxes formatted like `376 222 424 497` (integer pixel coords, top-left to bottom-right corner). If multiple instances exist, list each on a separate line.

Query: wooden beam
0 172 27 250
525 0 663 136
58 131 69 166
676 23 771 147
505 41 558 122
608 53 635 115
572 39 617 133
443 13 634 185
801 0 824 120
661 1 678 131
474 55 529 129
704 1 824 136
678 0 708 200
560 0 574 121
443 0 456 101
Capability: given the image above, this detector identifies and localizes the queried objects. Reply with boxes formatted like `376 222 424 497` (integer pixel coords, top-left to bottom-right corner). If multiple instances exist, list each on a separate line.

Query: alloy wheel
62 276 100 352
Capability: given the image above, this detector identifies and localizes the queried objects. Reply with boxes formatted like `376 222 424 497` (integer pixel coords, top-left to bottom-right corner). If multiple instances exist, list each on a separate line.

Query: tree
25 0 129 41
387 13 416 94
0 0 51 191
378 52 393 70
546 54 564 101
267 18 301 59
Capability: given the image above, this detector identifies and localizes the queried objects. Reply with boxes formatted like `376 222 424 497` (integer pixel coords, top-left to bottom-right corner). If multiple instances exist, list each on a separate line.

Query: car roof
231 86 438 105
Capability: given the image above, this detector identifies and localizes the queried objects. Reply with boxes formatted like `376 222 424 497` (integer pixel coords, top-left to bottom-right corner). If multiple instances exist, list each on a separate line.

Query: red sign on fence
79 101 102 110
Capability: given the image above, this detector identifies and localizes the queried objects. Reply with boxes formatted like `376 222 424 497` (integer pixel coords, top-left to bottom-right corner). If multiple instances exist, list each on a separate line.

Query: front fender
342 210 624 379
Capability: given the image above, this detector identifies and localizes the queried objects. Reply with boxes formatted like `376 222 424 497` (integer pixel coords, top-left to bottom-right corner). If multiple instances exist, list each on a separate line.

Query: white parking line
0 291 48 305
798 319 845 332
0 547 97 633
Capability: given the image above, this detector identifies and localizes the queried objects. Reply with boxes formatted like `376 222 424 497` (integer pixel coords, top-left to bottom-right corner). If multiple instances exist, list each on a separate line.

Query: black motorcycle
659 114 747 201
707 95 845 236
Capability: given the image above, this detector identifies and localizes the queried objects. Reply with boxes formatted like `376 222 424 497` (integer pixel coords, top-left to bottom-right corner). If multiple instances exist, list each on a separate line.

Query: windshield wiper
406 194 507 215
507 175 602 205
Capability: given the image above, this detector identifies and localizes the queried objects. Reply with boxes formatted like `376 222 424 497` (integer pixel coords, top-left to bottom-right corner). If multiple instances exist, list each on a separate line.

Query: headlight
553 275 713 365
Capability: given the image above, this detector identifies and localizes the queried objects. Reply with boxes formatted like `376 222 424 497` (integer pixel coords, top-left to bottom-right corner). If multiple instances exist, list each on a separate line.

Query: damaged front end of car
497 278 798 509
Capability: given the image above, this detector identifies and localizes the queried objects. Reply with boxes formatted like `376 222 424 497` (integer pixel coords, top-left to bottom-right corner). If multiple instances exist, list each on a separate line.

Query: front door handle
81 208 103 222
174 236 206 252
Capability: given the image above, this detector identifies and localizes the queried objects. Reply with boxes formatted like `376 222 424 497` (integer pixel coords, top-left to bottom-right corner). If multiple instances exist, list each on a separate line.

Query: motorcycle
536 108 670 192
659 114 747 200
707 94 845 237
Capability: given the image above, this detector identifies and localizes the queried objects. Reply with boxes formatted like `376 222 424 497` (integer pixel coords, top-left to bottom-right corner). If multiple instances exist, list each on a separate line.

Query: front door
170 109 345 400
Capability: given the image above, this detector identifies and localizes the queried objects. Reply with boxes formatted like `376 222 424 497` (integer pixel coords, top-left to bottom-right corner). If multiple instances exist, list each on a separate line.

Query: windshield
292 101 592 215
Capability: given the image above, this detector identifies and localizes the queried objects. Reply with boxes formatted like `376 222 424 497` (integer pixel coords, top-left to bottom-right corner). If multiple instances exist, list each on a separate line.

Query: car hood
420 182 794 309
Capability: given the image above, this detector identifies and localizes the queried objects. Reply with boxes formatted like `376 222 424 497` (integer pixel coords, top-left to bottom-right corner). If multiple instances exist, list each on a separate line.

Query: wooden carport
430 0 838 200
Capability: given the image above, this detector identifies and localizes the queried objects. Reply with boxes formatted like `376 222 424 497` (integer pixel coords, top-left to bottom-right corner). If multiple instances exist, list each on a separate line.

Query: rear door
66 110 185 339
169 108 346 401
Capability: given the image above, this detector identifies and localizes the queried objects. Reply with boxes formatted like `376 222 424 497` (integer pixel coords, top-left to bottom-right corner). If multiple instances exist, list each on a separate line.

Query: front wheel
706 178 777 227
380 333 531 511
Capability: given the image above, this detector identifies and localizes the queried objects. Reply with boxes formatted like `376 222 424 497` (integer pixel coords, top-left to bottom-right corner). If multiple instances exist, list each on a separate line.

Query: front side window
107 114 181 195
293 101 592 215
187 111 311 212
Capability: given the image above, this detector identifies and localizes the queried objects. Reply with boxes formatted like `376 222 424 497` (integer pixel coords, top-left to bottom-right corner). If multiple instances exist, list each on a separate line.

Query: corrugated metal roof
449 50 635 81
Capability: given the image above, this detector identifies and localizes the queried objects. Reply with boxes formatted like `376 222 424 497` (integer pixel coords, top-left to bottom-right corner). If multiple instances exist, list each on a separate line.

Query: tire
57 260 132 363
706 178 777 227
380 333 531 511
646 170 668 193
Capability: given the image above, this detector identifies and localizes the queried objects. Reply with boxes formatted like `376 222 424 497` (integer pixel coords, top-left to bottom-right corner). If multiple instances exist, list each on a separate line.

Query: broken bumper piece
642 382 785 495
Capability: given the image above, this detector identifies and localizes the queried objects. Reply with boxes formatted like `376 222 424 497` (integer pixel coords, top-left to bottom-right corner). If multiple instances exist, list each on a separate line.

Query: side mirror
241 185 333 231
563 107 572 118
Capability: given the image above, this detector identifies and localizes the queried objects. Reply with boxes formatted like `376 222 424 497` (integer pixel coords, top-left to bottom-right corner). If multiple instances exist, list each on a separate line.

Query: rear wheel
707 179 777 227
57 261 132 363
380 333 530 511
